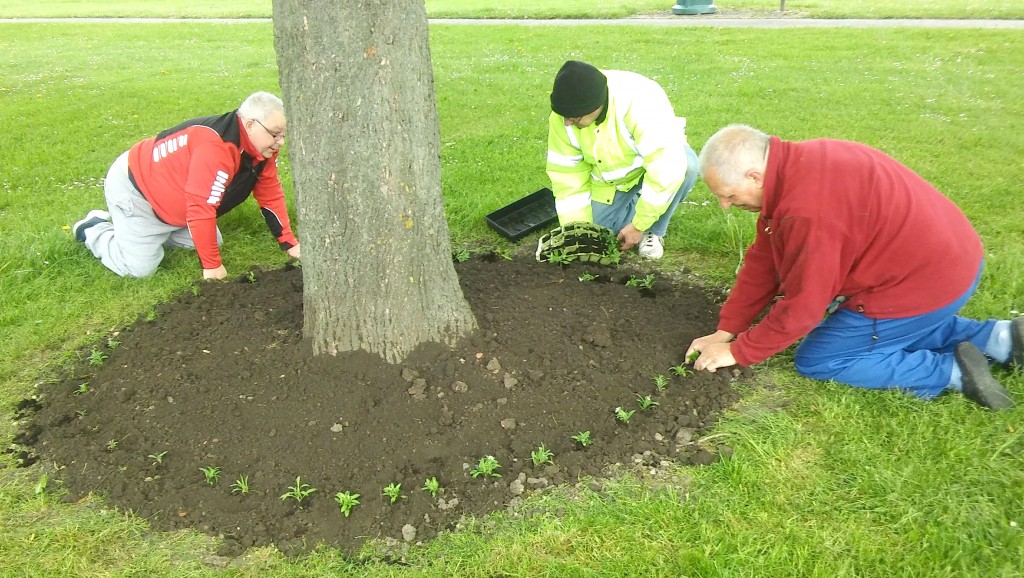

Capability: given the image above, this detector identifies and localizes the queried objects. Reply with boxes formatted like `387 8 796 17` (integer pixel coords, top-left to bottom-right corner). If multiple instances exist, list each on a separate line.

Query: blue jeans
591 144 699 236
793 264 996 399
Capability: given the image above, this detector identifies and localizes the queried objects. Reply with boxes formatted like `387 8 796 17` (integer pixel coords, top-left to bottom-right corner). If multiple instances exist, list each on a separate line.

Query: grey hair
238 91 284 122
698 124 770 186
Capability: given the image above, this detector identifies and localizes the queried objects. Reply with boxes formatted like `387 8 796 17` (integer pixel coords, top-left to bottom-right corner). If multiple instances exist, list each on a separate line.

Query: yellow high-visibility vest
546 69 689 232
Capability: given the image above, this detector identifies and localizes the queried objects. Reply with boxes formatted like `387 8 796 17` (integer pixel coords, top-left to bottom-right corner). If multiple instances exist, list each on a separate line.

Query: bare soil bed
17 256 743 557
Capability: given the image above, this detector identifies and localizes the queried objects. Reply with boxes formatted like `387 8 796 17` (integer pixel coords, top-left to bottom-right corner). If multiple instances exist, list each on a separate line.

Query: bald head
698 124 770 187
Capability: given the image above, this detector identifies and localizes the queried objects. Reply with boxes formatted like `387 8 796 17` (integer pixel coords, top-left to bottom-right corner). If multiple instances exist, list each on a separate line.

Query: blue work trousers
592 144 699 237
793 266 996 399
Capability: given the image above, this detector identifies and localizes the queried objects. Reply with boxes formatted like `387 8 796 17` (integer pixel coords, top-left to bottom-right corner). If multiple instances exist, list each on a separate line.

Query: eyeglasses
254 119 286 142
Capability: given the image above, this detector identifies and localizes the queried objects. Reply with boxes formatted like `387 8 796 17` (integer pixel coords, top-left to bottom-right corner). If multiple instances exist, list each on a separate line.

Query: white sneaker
72 209 110 242
638 232 664 259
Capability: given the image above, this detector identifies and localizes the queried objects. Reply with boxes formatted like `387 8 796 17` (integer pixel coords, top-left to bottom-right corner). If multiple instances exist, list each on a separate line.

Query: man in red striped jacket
73 92 300 280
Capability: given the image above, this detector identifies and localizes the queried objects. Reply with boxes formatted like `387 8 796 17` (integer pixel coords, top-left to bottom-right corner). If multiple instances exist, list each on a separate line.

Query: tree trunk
273 0 477 363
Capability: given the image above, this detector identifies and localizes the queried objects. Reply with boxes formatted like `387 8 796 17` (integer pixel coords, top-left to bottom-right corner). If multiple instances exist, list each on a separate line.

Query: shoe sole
1011 316 1024 368
955 342 1014 410
72 210 111 239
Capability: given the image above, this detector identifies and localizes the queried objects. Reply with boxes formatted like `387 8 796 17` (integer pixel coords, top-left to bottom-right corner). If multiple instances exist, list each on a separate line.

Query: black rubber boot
954 342 1014 410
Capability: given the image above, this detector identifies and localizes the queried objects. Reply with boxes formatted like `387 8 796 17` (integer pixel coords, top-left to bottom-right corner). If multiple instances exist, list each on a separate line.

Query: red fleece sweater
719 137 983 367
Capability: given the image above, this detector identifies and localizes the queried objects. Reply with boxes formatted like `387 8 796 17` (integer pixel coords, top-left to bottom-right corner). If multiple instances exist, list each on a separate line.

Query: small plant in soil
144 309 157 322
335 491 360 517
200 466 221 486
382 482 406 504
636 394 659 411
615 406 636 424
571 431 593 447
687 350 700 364
148 451 168 466
73 382 89 396
422 477 442 498
107 337 121 350
531 443 555 467
280 476 316 506
231 475 250 495
87 349 108 367
578 272 597 282
670 363 693 378
189 284 201 296
470 455 503 478
244 270 256 284
638 274 655 289
625 275 640 288
653 374 668 391
453 247 471 262
105 439 118 451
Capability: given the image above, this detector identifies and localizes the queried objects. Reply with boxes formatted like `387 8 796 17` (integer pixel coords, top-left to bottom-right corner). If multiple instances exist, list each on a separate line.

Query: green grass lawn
1 18 1023 578
1 0 1023 19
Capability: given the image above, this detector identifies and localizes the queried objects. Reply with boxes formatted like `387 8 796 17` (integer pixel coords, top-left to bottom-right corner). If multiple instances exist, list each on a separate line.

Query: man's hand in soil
686 330 736 373
203 265 228 280
617 223 643 251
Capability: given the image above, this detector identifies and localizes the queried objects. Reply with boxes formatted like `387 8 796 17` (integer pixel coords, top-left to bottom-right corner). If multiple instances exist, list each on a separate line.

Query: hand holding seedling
685 330 737 373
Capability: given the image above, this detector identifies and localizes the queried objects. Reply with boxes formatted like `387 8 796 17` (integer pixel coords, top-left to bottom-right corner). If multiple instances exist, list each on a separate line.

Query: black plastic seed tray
485 187 559 242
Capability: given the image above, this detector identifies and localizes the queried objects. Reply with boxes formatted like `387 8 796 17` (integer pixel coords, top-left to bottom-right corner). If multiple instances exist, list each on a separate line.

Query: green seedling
470 455 503 478
670 363 693 377
625 275 640 287
73 383 89 396
422 477 442 498
453 248 471 262
571 431 593 447
200 466 221 486
231 475 250 495
245 270 256 283
106 439 118 451
686 350 700 364
107 337 121 350
637 394 659 411
280 476 316 506
531 443 555 467
653 374 669 391
149 451 168 466
34 474 48 496
547 249 573 265
189 284 201 296
144 309 157 322
335 491 360 517
382 482 406 504
615 406 636 424
638 274 656 289
88 349 108 367
578 272 597 282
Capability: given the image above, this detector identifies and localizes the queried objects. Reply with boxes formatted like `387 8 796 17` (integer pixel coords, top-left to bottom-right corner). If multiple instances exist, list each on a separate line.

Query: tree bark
273 0 477 364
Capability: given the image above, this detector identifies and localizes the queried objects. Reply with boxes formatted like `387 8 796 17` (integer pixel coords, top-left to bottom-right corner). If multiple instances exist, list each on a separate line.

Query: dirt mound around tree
16 256 743 557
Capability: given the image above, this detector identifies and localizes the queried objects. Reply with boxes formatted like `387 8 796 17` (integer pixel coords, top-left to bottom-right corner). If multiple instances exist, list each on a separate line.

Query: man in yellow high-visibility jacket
546 60 698 260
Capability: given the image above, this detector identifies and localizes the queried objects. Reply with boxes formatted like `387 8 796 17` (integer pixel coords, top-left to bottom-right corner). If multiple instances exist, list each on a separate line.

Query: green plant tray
485 188 558 242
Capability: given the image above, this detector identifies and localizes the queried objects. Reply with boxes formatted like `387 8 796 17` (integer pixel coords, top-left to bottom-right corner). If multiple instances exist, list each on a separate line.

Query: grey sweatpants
84 151 220 277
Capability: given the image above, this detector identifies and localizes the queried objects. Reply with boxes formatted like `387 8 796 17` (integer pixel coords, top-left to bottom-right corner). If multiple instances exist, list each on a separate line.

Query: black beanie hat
550 60 608 118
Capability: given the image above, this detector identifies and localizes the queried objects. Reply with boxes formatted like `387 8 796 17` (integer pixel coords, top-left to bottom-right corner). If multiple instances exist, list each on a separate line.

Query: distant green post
672 0 717 15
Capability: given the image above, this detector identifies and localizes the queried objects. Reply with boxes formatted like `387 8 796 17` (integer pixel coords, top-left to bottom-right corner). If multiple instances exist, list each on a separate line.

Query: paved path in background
1 17 1022 28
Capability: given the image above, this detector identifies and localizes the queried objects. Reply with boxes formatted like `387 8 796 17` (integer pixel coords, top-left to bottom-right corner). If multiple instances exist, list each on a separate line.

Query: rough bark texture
273 0 477 363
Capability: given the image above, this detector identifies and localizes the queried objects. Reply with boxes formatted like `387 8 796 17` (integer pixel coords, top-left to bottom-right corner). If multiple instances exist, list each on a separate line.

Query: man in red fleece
687 124 1018 410
72 92 300 280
